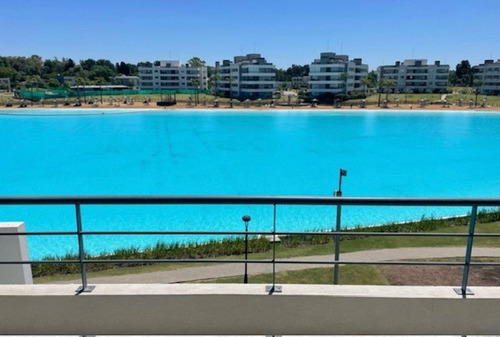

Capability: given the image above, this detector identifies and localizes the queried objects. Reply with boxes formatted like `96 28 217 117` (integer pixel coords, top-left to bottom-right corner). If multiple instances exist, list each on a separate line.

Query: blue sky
2 0 499 70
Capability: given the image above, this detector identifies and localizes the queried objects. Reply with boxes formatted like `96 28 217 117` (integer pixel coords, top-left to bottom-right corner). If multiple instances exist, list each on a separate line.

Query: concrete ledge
1 284 500 335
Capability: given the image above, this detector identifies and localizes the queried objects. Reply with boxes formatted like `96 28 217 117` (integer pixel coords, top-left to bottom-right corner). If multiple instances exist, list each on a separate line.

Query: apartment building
308 52 368 97
377 59 449 93
214 54 276 100
474 59 500 95
139 61 208 90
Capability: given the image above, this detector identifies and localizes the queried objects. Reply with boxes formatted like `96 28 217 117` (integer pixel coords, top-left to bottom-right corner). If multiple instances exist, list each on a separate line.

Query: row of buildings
4 54 499 100
132 53 500 99
135 52 373 99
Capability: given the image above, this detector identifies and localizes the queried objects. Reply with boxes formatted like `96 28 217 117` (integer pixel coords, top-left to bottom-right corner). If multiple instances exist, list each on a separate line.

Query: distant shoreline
0 101 499 113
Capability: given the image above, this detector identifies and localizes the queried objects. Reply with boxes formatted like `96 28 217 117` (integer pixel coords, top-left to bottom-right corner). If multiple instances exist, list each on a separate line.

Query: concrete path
56 246 500 284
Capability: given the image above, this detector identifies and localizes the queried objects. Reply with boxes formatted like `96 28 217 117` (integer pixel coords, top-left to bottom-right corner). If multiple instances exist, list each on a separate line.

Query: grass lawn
348 91 500 108
34 221 500 284
196 265 389 285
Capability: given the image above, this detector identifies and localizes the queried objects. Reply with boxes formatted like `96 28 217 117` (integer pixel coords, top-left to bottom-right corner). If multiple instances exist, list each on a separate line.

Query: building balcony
1 196 500 335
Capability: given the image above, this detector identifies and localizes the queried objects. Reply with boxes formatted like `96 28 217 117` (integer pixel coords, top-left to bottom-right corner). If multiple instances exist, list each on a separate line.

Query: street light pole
242 215 251 284
333 168 347 285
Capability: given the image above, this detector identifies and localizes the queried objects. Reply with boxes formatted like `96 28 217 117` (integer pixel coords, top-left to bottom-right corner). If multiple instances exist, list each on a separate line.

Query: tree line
0 54 484 91
0 55 143 89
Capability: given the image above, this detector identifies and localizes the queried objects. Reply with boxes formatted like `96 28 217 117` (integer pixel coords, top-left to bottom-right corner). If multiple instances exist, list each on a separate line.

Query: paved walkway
56 246 500 284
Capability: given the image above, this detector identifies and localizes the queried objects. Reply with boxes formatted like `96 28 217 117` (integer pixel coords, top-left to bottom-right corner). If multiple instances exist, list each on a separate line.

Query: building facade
474 59 500 95
308 52 368 97
292 76 309 88
215 54 276 100
111 75 140 90
139 61 208 90
377 59 449 93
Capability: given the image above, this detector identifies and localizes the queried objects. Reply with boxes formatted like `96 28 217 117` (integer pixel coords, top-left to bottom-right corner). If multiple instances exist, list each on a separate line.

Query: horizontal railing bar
472 233 500 237
468 261 500 266
0 259 472 266
0 260 81 264
62 231 473 237
2 259 499 266
0 230 481 237
266 231 471 237
73 260 500 266
0 195 499 206
0 231 77 236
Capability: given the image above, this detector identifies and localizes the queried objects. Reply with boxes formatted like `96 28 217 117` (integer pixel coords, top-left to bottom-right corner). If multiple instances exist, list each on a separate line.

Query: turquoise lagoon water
1 109 499 259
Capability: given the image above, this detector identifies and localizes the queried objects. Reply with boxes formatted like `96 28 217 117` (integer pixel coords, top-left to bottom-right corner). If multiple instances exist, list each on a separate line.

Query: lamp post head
242 215 251 222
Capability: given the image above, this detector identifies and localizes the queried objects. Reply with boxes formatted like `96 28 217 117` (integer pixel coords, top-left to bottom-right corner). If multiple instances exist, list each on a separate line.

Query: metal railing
1 196 500 296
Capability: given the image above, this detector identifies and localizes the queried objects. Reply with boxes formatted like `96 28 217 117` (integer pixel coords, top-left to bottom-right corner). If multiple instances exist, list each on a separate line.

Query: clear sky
2 0 499 70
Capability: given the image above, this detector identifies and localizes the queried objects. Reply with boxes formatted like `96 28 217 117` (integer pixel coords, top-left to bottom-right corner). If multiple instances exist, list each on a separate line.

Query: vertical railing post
455 205 478 296
333 194 342 284
266 204 281 294
272 204 276 289
75 204 94 293
333 168 347 285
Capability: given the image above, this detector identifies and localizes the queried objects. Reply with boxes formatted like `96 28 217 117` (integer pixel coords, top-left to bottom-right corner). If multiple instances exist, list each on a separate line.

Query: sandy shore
1 100 499 112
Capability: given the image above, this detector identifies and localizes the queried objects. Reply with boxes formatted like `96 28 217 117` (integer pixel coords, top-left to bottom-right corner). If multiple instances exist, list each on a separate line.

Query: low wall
0 222 32 284
0 284 499 335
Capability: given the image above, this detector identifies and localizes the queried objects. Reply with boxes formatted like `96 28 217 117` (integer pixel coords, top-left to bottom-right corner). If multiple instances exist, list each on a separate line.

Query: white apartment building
474 59 500 95
308 52 368 97
377 59 449 93
215 54 276 100
139 60 208 90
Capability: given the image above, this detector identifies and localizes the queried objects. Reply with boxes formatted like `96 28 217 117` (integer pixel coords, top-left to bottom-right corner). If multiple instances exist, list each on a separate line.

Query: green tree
25 74 44 88
474 79 484 106
47 78 60 88
0 66 17 82
116 61 131 75
64 58 75 71
361 78 371 96
187 57 206 68
285 64 309 79
339 72 348 94
26 55 43 76
89 65 115 82
191 77 201 105
455 60 475 87
274 68 287 82
80 58 96 71
138 61 152 67
367 71 378 86
448 70 458 86
209 73 220 97
378 78 395 106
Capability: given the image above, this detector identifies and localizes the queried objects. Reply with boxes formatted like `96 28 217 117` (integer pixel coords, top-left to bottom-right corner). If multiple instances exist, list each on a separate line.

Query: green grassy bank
33 209 500 282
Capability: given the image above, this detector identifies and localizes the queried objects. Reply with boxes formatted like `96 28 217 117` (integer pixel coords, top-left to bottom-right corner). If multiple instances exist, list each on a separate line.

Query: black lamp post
242 215 251 284
333 168 347 284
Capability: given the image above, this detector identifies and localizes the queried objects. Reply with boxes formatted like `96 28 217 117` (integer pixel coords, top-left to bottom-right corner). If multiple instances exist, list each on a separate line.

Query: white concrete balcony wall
0 222 32 285
1 284 500 335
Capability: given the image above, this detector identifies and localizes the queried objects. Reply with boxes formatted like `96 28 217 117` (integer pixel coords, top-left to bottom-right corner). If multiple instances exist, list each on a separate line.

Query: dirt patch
381 265 500 286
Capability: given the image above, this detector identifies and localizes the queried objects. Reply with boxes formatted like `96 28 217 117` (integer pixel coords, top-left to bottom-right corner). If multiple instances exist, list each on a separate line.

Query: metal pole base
76 285 95 293
453 287 474 296
266 285 282 293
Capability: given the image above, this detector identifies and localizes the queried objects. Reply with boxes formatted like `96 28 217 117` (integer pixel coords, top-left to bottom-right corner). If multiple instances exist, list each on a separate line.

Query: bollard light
242 215 251 283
